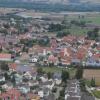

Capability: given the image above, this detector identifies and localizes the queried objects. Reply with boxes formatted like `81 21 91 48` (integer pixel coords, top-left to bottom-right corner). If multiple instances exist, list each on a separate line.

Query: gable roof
0 53 11 61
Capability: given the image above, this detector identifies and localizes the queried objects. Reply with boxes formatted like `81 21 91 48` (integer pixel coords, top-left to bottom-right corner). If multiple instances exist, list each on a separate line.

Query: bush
52 87 57 93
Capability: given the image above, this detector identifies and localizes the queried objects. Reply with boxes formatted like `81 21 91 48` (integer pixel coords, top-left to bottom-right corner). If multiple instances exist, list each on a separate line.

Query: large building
0 53 12 61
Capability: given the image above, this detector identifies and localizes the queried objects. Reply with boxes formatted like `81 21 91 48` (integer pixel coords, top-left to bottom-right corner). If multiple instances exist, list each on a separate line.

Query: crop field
63 12 100 35
83 69 100 86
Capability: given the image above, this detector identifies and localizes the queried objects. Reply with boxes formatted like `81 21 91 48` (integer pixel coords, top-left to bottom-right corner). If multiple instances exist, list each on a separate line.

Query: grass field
63 26 90 35
64 13 100 35
92 90 100 99
65 13 100 25
41 67 76 78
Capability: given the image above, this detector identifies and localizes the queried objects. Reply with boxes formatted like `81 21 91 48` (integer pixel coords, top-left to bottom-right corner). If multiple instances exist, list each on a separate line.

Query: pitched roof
0 53 11 59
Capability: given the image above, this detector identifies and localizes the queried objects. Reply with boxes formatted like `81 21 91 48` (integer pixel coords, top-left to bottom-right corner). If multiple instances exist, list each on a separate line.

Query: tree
80 79 86 92
52 87 57 93
91 78 95 87
60 88 65 97
11 75 16 86
47 72 53 79
75 68 83 79
58 96 64 100
61 70 69 83
4 73 10 80
0 47 2 53
37 67 44 75
48 23 65 32
87 28 99 40
57 31 70 37
38 36 50 46
0 62 9 71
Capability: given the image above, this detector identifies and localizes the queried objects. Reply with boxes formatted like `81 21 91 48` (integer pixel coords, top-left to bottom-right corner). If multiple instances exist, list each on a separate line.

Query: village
0 8 100 100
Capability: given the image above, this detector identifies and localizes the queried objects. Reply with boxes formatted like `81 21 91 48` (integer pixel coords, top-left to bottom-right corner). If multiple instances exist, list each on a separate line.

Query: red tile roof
9 63 17 70
62 35 76 43
48 55 57 63
0 88 21 100
92 53 100 60
0 53 11 59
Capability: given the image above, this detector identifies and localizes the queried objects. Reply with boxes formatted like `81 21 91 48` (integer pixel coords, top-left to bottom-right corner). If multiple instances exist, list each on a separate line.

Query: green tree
0 62 9 71
38 36 50 46
61 70 69 83
87 28 99 40
91 78 95 87
37 67 44 75
80 79 86 91
11 75 16 86
75 68 83 79
57 31 70 37
60 88 65 97
0 47 2 53
52 87 57 93
4 73 10 80
47 72 53 79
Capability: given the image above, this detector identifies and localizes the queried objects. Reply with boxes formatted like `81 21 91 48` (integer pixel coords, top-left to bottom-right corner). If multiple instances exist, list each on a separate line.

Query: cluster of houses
0 33 100 67
0 62 63 100
65 80 81 100
27 35 100 67
0 13 99 100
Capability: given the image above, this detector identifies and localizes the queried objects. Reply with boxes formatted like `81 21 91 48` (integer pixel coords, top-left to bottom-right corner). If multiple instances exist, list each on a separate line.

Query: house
37 87 50 98
65 80 81 100
48 55 58 65
40 75 48 82
27 93 40 100
53 72 62 85
0 53 12 61
14 73 23 84
20 52 30 61
9 63 17 71
0 88 21 100
28 80 39 87
38 90 44 98
2 82 13 90
29 57 38 63
85 54 100 67
18 84 30 94
40 80 55 90
0 75 5 83
23 71 32 80
71 58 81 65
16 64 36 72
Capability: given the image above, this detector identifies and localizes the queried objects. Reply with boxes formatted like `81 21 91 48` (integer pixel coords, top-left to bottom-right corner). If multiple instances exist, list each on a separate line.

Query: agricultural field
65 12 100 25
63 12 100 35
83 69 100 86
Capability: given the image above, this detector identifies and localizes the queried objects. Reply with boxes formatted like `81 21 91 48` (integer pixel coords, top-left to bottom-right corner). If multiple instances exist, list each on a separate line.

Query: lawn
85 16 100 25
41 67 76 78
92 90 100 99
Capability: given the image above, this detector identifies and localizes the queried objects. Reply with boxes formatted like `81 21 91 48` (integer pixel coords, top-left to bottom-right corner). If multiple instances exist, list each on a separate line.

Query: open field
63 12 100 35
92 90 100 99
41 67 76 78
83 69 100 86
65 12 100 25
63 26 90 35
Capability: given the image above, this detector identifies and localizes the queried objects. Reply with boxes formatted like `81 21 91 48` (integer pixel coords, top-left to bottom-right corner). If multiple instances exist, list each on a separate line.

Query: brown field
83 69 100 86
